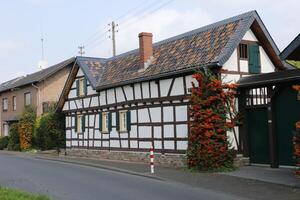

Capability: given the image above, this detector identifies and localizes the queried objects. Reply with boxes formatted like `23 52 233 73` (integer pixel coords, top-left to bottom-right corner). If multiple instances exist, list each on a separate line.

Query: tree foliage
34 109 65 151
293 85 300 177
18 106 36 150
187 70 238 171
7 123 21 151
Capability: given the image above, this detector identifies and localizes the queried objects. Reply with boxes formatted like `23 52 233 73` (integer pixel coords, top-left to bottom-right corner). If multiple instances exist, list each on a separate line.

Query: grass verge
0 187 50 200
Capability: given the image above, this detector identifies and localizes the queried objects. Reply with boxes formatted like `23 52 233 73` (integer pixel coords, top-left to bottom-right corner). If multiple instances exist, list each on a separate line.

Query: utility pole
78 45 85 56
109 21 118 57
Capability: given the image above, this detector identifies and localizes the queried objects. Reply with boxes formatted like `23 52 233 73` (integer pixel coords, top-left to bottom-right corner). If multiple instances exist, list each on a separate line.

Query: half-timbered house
56 11 291 165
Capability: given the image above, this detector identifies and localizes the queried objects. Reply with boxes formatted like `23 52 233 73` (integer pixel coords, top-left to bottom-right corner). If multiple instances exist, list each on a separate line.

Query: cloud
87 7 212 57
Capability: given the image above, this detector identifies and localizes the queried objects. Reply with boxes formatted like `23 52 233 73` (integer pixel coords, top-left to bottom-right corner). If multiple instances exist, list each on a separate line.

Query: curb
34 156 165 182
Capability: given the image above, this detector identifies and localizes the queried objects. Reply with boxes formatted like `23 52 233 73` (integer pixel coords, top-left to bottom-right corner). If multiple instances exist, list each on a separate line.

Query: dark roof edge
95 62 220 91
280 34 300 60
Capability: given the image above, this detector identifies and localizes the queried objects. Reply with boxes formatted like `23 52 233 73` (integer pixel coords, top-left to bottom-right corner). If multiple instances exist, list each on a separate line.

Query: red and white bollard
150 145 154 174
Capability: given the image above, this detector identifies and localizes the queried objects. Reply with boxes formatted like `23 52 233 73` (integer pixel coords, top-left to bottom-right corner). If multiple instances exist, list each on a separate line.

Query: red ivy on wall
292 85 300 177
187 71 238 170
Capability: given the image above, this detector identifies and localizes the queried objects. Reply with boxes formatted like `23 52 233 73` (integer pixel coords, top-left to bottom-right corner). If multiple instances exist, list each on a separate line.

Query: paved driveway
0 152 244 200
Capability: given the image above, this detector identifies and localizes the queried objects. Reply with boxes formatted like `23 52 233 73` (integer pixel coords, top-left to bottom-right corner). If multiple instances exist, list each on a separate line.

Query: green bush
18 106 36 150
7 123 21 151
0 136 9 150
35 110 65 151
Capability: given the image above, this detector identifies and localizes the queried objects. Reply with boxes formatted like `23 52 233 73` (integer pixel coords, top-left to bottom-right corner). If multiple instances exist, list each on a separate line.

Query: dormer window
239 43 248 59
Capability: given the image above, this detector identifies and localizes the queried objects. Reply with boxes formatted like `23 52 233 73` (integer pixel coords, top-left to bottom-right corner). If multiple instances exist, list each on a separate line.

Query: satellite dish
38 59 48 69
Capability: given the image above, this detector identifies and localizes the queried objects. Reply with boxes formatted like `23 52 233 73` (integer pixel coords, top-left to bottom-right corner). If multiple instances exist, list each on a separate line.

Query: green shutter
108 113 112 131
99 113 102 131
75 116 78 133
84 78 88 96
76 80 80 97
116 112 120 131
82 115 85 132
249 44 261 74
126 111 131 131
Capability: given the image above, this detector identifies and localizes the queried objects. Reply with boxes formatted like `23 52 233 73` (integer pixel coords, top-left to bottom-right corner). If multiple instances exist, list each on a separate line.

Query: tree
187 70 238 171
34 108 65 151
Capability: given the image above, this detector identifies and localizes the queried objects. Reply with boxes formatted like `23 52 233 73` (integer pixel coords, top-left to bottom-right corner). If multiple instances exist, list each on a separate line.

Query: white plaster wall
149 107 161 122
160 79 172 97
122 86 132 100
150 81 158 98
142 82 150 98
242 29 258 41
175 106 187 122
163 106 173 122
171 77 185 96
260 46 275 73
99 91 106 105
106 89 115 104
223 49 238 71
68 89 76 99
116 87 125 102
134 83 141 99
77 68 84 76
221 74 240 83
138 108 150 123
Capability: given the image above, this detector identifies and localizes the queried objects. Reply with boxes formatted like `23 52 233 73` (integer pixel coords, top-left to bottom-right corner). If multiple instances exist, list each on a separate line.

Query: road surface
0 152 247 200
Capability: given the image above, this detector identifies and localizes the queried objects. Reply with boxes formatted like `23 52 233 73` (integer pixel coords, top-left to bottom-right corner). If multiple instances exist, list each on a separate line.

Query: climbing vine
18 106 36 150
187 70 238 171
293 85 300 177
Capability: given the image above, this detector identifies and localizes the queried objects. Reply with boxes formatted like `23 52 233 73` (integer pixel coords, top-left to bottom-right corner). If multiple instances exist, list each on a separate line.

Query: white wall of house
63 27 280 153
63 68 190 153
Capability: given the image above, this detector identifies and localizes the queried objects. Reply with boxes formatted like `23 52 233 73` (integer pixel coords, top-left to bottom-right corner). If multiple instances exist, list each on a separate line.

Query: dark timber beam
267 86 279 168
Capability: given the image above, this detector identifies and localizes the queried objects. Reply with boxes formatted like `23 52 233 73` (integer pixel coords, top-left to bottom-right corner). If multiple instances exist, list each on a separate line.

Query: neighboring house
0 58 74 137
281 33 300 63
56 11 289 165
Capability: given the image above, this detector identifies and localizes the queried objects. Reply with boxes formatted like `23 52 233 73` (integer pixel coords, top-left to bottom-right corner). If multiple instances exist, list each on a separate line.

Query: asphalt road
0 152 247 200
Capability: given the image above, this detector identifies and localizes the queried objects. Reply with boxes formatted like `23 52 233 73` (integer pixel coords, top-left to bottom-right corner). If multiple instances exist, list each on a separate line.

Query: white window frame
119 111 127 132
79 78 85 96
76 115 83 133
102 112 109 133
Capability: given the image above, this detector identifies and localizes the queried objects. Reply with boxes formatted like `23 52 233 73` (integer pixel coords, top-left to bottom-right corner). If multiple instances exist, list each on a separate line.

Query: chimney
139 32 153 70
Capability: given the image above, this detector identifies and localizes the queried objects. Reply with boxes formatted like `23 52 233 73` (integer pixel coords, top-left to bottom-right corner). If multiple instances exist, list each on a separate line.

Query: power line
82 0 175 55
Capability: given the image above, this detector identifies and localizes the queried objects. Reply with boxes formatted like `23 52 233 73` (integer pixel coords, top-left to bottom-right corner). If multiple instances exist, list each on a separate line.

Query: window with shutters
76 115 84 133
119 111 127 132
248 44 261 74
78 78 85 96
2 98 8 111
102 112 109 133
239 44 248 59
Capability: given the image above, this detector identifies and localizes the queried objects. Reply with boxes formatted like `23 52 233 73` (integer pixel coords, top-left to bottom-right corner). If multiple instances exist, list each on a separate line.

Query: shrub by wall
187 70 238 171
293 85 300 177
34 110 65 151
18 106 36 150
0 136 9 150
7 123 20 151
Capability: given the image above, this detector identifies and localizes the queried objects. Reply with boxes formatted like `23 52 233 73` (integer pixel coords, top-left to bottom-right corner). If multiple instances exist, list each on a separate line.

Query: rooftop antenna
78 45 85 56
38 19 48 69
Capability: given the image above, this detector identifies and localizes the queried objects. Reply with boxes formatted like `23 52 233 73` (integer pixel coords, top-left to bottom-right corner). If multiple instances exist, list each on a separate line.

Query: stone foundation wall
64 148 187 168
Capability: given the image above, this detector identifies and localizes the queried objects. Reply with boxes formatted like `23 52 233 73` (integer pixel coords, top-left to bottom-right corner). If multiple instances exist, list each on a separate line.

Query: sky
0 0 298 83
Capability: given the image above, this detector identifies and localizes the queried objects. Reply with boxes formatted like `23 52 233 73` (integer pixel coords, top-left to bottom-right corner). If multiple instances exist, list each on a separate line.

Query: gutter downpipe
31 83 40 114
